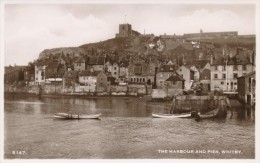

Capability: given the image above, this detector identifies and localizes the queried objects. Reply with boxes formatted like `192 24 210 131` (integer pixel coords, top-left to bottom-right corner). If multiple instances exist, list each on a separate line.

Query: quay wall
4 84 152 96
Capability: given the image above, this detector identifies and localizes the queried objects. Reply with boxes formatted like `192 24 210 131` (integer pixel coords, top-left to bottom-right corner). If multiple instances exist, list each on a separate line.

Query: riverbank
4 92 152 100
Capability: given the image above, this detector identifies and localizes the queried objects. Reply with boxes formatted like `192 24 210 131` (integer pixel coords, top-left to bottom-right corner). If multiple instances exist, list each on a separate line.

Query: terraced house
156 64 176 88
210 48 255 91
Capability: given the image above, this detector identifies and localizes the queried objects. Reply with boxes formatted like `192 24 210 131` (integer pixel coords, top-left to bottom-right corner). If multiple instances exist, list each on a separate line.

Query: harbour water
4 95 255 159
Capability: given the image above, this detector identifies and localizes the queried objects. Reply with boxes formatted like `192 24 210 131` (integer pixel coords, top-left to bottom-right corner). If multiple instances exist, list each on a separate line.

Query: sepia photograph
0 0 259 162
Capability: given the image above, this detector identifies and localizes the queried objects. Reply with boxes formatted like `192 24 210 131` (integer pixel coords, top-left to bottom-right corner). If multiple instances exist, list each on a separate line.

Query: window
233 73 238 78
234 82 237 85
114 67 117 70
233 65 238 71
215 66 218 70
134 65 142 75
131 78 133 82
223 66 226 71
221 81 224 85
227 83 229 85
214 74 218 79
179 68 182 71
114 72 116 75
143 78 145 82
242 65 246 71
222 74 226 79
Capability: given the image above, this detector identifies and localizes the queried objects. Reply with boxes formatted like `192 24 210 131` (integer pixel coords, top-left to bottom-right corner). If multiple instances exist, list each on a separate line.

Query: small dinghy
152 112 195 118
54 113 101 120
193 109 219 121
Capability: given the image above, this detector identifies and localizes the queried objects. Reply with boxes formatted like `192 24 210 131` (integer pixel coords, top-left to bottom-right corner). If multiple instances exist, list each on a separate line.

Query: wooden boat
54 113 101 120
152 112 196 118
195 109 219 120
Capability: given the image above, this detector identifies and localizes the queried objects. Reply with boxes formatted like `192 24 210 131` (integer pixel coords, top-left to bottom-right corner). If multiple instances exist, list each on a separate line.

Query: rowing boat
152 112 194 118
54 113 102 119
195 109 219 120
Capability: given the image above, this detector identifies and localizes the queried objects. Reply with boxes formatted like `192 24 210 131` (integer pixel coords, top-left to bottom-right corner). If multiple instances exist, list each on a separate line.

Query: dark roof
47 61 60 68
193 59 210 70
211 47 253 66
237 71 255 79
36 60 52 66
63 71 78 78
74 57 85 63
119 60 129 67
88 57 105 65
78 70 100 77
200 69 211 80
166 72 185 81
158 65 176 72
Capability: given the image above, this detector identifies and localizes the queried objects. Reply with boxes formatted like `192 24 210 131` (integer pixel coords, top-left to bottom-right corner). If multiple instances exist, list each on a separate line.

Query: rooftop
166 72 185 81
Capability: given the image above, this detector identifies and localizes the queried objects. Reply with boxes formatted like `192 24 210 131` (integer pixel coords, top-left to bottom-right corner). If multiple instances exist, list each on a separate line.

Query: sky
4 3 256 66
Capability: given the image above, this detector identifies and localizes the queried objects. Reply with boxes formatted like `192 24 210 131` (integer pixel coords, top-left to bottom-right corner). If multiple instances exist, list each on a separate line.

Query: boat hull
152 113 192 118
54 113 101 119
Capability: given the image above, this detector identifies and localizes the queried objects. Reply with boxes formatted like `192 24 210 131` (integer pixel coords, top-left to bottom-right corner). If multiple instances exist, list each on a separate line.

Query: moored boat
54 113 102 120
152 111 197 118
194 108 225 121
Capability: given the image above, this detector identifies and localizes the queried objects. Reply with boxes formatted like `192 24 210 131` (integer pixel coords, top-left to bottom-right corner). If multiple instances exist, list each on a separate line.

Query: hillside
38 47 87 59
38 34 255 60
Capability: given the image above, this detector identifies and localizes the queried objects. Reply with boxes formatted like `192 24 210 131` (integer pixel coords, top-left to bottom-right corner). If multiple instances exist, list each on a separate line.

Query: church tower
115 24 132 38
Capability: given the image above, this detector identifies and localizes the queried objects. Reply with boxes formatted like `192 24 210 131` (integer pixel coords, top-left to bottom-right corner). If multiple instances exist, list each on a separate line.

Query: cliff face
38 47 87 59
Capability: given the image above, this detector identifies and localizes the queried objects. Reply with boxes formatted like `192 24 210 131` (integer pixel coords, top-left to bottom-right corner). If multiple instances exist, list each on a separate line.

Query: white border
0 0 259 163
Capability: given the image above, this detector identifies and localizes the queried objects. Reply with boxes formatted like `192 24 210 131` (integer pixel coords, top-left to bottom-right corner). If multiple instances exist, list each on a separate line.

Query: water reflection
4 96 255 159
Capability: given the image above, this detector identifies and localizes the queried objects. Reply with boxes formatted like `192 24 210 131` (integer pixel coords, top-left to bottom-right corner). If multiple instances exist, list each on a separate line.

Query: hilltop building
116 24 132 37
184 30 238 40
115 23 140 38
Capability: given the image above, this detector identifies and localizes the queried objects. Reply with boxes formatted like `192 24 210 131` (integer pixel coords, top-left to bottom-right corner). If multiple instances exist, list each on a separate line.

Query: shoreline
4 92 152 100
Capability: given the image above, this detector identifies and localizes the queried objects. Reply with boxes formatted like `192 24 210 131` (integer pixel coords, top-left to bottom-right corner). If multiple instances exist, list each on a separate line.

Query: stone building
128 56 149 85
62 70 78 92
96 71 115 93
74 57 86 71
200 68 211 91
35 60 52 85
176 65 194 90
115 24 132 38
45 61 65 83
87 57 105 72
237 71 255 106
78 70 99 92
156 64 176 88
164 72 185 90
210 48 255 91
